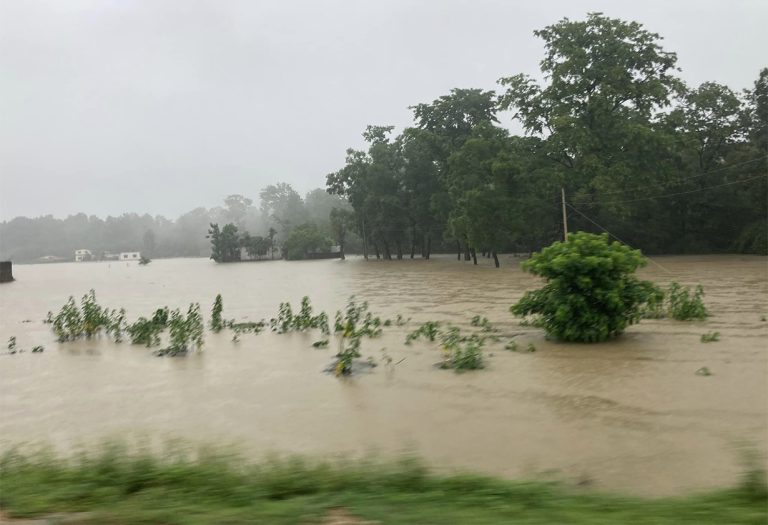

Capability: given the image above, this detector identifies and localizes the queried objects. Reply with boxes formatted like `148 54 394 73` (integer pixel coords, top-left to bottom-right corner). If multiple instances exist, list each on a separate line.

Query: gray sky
1 0 766 221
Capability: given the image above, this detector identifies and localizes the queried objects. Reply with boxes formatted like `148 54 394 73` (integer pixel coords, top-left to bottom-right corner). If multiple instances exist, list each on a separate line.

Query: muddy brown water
1 255 766 496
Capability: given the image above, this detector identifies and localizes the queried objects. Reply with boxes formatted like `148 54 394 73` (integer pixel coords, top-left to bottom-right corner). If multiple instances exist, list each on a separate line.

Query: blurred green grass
1 441 765 524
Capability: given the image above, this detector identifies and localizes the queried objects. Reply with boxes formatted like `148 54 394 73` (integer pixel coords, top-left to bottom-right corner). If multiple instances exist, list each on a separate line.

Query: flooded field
1 254 766 496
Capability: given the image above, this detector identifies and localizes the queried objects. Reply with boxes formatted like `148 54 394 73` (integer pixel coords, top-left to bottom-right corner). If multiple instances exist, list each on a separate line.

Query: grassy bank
1 443 766 524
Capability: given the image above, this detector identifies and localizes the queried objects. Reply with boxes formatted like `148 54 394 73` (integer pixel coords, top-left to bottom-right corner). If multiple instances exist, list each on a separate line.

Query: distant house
74 249 93 262
102 252 120 261
120 252 141 261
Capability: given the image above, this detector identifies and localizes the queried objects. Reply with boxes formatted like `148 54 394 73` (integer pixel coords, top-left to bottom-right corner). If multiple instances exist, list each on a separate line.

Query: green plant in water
210 294 224 332
440 335 484 371
642 282 709 321
312 339 329 348
700 331 720 343
31 345 44 353
50 290 126 342
511 232 660 343
127 307 169 347
405 321 441 344
504 340 519 352
695 366 713 376
7 336 17 352
154 303 204 357
435 326 485 371
334 297 382 338
270 297 329 335
667 282 708 321
229 320 266 334
470 315 497 333
270 301 294 333
329 297 386 376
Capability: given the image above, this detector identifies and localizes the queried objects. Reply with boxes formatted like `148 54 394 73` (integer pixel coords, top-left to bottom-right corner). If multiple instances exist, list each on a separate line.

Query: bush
667 282 708 320
511 232 659 342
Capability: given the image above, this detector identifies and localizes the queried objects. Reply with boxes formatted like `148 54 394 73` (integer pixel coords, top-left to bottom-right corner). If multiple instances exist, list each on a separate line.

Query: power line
571 173 767 207
565 202 673 274
570 157 765 201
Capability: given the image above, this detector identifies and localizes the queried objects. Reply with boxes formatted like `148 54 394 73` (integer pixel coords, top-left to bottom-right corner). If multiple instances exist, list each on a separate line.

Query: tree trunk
464 241 471 261
396 240 403 260
471 247 478 265
492 250 500 268
426 234 431 260
373 242 380 259
382 239 392 260
410 237 416 259
457 241 461 260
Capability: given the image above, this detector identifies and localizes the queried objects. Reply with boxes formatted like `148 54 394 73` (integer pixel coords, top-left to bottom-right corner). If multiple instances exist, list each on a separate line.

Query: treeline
326 13 767 266
0 185 352 263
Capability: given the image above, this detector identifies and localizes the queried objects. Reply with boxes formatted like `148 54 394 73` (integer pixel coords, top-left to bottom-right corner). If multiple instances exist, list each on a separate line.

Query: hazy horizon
2 0 766 221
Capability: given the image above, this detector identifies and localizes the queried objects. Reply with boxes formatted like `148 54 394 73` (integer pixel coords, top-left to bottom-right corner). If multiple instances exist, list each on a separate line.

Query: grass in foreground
0 442 766 524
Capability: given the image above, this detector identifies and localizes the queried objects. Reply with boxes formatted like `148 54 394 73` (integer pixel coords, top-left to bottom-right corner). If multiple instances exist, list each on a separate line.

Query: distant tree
223 194 254 227
267 227 277 259
330 207 354 260
207 223 241 263
240 232 270 260
260 183 307 241
282 223 332 260
142 229 157 257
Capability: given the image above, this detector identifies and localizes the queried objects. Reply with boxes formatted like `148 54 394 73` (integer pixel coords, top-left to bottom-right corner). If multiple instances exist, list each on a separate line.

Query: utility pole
561 187 569 241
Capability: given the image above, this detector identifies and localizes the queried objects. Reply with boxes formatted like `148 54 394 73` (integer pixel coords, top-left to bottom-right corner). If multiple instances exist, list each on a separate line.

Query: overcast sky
1 0 766 221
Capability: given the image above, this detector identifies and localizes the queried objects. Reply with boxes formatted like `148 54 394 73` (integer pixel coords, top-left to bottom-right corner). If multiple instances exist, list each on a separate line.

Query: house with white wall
74 249 93 262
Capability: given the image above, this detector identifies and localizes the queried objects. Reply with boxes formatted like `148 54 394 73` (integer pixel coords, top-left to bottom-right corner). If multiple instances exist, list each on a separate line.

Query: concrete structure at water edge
0 261 13 283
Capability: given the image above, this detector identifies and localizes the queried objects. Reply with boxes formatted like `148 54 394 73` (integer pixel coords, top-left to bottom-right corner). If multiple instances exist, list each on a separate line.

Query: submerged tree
207 223 241 263
282 223 332 260
511 232 660 342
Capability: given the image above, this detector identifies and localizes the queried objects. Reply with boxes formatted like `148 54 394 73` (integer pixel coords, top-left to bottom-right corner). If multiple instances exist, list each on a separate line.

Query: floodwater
1 255 766 496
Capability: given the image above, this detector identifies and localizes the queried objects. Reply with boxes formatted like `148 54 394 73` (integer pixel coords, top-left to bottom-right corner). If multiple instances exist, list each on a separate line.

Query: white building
74 249 92 262
120 252 141 261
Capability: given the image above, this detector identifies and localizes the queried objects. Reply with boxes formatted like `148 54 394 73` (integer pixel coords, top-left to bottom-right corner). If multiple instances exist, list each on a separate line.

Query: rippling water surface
1 254 766 495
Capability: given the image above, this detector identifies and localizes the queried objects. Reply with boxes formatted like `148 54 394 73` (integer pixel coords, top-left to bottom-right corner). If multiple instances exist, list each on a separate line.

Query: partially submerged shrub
667 282 708 320
438 327 484 371
511 232 659 343
155 304 204 357
127 307 169 347
406 321 488 372
50 290 126 342
700 331 720 343
334 298 383 338
405 321 441 344
270 297 329 335
470 315 497 333
642 282 709 321
329 297 386 375
210 294 224 332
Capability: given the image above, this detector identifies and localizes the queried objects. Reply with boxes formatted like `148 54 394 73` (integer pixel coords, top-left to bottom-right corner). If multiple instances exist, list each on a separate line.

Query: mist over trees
0 185 353 263
327 13 767 264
